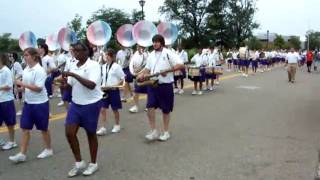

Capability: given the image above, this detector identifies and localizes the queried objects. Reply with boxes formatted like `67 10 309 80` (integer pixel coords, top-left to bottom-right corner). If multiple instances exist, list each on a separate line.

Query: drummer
190 47 207 95
174 46 188 94
96 48 125 135
128 45 148 113
205 47 216 91
137 34 184 141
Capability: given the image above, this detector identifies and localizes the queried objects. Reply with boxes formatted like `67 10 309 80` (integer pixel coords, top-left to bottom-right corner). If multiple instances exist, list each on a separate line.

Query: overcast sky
0 0 319 39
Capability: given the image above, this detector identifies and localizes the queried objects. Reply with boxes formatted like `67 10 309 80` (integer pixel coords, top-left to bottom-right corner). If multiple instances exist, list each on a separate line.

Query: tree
0 33 20 53
206 0 231 48
226 0 259 48
131 9 144 24
245 36 262 50
159 0 210 47
306 31 320 50
274 35 285 49
288 36 301 50
68 14 86 41
87 7 131 49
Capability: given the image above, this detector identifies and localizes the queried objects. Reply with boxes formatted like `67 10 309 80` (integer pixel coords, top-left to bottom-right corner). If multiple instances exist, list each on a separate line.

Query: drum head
157 22 178 46
116 24 136 47
87 20 112 46
19 31 37 51
58 28 78 51
132 20 158 47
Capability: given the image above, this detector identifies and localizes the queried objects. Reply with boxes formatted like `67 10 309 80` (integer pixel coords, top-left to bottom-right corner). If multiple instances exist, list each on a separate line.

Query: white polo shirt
101 62 125 87
129 51 148 75
64 57 78 72
191 53 207 67
0 66 14 103
11 62 23 79
41 55 56 75
178 50 188 63
145 48 183 84
67 59 103 105
23 63 48 104
286 52 300 64
57 53 67 67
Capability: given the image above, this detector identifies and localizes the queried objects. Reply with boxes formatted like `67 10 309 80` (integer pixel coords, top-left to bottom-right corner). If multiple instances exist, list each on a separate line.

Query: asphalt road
0 66 320 180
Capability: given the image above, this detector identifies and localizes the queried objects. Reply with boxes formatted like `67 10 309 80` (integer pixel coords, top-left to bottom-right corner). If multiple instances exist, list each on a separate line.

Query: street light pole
139 0 146 20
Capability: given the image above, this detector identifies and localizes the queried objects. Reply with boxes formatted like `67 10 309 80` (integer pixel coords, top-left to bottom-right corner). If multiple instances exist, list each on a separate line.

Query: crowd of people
0 34 318 177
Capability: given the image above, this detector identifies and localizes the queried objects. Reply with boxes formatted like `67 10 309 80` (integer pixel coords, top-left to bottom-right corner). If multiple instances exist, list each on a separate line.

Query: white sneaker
57 101 64 107
96 127 107 136
2 142 18 150
111 125 121 133
9 152 26 163
216 81 220 85
209 87 214 91
159 132 171 141
57 94 62 98
0 139 6 146
16 110 22 116
49 95 54 99
68 160 86 177
173 88 179 94
129 105 139 113
145 129 159 141
192 90 197 95
37 149 53 159
178 89 184 94
83 163 98 176
198 91 203 95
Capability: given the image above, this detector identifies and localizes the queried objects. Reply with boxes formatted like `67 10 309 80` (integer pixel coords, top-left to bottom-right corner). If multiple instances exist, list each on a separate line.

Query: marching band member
56 49 68 107
212 48 223 84
137 35 184 141
128 45 148 113
226 49 233 72
39 44 57 98
0 53 17 150
116 46 133 102
239 47 249 77
252 50 259 74
96 48 125 135
232 49 239 72
9 48 53 163
174 46 188 94
205 47 216 91
190 48 207 95
62 42 102 177
9 53 24 116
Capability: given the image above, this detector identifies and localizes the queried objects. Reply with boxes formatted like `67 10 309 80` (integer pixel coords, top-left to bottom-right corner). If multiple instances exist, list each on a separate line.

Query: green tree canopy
68 14 86 41
288 36 301 50
274 35 285 49
227 0 259 48
245 36 262 50
0 33 20 53
159 0 210 47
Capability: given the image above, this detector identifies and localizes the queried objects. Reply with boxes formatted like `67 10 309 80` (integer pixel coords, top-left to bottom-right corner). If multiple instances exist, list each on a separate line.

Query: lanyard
105 61 114 83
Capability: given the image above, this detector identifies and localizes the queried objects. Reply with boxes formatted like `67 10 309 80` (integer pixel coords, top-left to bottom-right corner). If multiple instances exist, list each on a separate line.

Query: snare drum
174 70 183 76
205 67 214 74
188 67 200 77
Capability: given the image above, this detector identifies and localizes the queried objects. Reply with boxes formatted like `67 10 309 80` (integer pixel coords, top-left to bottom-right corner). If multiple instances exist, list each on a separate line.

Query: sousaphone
46 34 60 51
132 20 158 47
19 31 37 51
157 22 178 46
58 28 78 51
116 24 136 47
